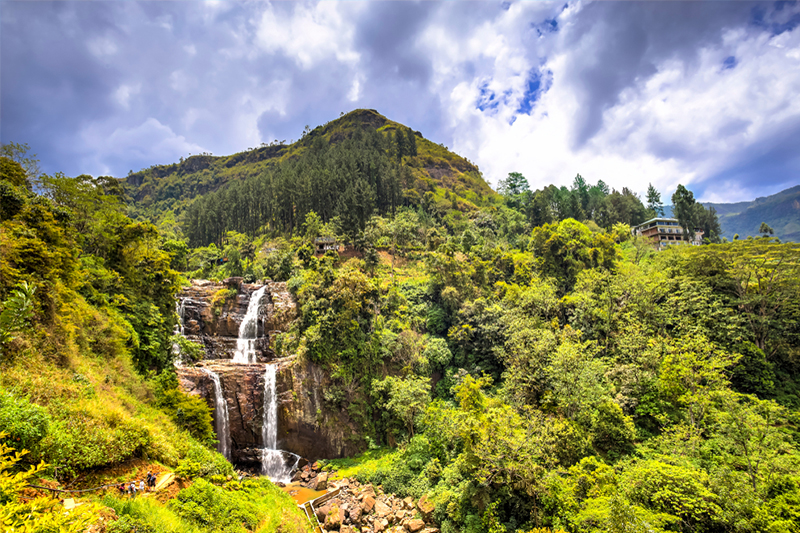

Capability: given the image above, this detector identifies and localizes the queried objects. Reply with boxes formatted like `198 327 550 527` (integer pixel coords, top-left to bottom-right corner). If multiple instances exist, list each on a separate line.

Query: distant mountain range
662 186 799 242
702 185 800 242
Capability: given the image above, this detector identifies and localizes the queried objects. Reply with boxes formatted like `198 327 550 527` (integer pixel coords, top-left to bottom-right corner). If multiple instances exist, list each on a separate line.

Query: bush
0 388 50 452
153 371 215 445
169 479 259 531
175 439 234 480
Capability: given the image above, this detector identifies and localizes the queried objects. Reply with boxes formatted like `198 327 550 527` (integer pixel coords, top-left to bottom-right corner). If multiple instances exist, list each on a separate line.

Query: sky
2 1 800 203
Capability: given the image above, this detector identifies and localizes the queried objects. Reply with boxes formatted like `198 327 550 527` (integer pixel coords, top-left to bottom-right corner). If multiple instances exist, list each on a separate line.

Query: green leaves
0 281 35 356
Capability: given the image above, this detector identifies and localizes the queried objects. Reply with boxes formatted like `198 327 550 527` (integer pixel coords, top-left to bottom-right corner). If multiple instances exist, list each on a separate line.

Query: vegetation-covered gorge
0 150 309 532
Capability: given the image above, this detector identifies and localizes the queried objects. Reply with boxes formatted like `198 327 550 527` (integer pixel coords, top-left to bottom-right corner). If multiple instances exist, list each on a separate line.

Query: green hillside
703 185 800 241
125 109 497 227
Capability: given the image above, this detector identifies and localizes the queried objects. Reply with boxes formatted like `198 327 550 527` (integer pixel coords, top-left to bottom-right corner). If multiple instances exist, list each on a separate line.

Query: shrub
175 439 234 480
0 388 50 452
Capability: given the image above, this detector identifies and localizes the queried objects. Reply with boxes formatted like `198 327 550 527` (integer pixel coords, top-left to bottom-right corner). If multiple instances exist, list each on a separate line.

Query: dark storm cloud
354 1 436 84
1 2 121 164
698 117 800 199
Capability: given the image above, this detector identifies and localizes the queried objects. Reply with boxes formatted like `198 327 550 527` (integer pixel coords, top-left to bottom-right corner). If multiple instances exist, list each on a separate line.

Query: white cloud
439 3 800 202
113 83 141 109
78 118 205 175
255 2 360 69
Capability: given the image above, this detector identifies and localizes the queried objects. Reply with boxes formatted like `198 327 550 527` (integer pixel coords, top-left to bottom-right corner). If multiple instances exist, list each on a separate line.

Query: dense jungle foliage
179 178 798 532
2 105 800 533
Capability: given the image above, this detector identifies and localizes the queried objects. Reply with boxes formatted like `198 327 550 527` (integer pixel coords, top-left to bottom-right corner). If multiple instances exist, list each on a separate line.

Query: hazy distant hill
703 185 800 242
124 109 496 219
661 185 800 242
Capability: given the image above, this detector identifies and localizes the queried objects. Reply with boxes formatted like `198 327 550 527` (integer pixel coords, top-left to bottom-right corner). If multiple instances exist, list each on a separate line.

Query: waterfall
178 298 186 335
201 368 231 461
172 299 186 366
232 286 268 364
261 364 298 482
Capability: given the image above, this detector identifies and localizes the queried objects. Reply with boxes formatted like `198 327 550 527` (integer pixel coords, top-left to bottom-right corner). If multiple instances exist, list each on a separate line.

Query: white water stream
232 286 268 363
201 367 231 461
261 364 299 482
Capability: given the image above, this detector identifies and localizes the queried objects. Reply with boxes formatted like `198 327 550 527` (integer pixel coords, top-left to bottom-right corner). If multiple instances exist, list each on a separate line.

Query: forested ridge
2 115 800 533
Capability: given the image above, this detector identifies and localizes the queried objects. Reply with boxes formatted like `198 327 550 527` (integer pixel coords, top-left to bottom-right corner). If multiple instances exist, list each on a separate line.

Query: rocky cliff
175 279 362 466
177 357 362 465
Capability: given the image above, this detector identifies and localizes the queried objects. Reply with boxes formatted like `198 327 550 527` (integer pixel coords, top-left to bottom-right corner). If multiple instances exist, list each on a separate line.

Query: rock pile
292 461 328 490
310 477 438 533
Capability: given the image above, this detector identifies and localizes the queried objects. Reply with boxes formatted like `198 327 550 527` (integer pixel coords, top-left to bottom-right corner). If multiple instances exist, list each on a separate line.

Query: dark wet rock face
177 358 362 464
175 282 363 466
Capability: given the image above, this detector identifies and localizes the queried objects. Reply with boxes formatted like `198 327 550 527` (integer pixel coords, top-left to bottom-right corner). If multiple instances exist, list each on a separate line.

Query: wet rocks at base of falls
291 461 327 490
178 279 296 361
313 478 439 533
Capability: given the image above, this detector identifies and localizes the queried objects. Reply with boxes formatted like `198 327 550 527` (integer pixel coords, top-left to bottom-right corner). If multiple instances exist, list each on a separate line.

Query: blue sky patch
515 68 552 117
476 82 500 113
723 56 737 69
751 2 800 35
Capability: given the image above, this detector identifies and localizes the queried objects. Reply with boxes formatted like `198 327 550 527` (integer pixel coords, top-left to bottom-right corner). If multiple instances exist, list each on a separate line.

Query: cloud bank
2 0 799 202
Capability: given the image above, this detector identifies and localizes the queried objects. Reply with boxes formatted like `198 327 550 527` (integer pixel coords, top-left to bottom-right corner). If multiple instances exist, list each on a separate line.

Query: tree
372 375 431 437
671 184 697 242
759 222 774 237
0 142 41 188
395 129 407 162
406 129 418 157
0 157 27 188
571 174 590 212
695 204 722 244
646 183 664 217
658 335 739 428
529 218 619 293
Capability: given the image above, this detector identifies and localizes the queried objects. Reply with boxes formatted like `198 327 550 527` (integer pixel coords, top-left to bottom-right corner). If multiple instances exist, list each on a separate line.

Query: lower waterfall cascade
200 367 231 461
260 363 299 482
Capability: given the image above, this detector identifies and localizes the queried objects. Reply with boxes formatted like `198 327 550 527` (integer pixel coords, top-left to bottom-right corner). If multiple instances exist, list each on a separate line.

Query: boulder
311 472 328 491
374 500 392 518
325 505 342 530
417 495 434 521
403 497 414 510
316 503 332 522
348 505 362 523
374 518 389 533
362 495 376 513
406 519 425 533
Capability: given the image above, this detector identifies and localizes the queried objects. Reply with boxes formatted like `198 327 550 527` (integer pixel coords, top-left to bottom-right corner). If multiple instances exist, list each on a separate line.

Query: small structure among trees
314 236 339 255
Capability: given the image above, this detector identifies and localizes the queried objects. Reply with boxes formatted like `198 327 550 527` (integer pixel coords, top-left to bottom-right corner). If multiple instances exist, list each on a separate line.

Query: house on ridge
633 217 704 251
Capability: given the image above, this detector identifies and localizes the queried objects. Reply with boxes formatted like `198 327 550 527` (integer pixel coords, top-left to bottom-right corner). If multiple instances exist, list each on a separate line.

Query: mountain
702 185 800 242
124 109 497 222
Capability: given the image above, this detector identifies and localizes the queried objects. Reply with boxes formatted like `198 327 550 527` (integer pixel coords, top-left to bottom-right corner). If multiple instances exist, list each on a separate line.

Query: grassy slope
0 294 309 533
124 109 498 219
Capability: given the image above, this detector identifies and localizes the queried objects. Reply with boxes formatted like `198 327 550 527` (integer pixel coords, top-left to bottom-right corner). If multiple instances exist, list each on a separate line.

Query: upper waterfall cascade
232 286 268 364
